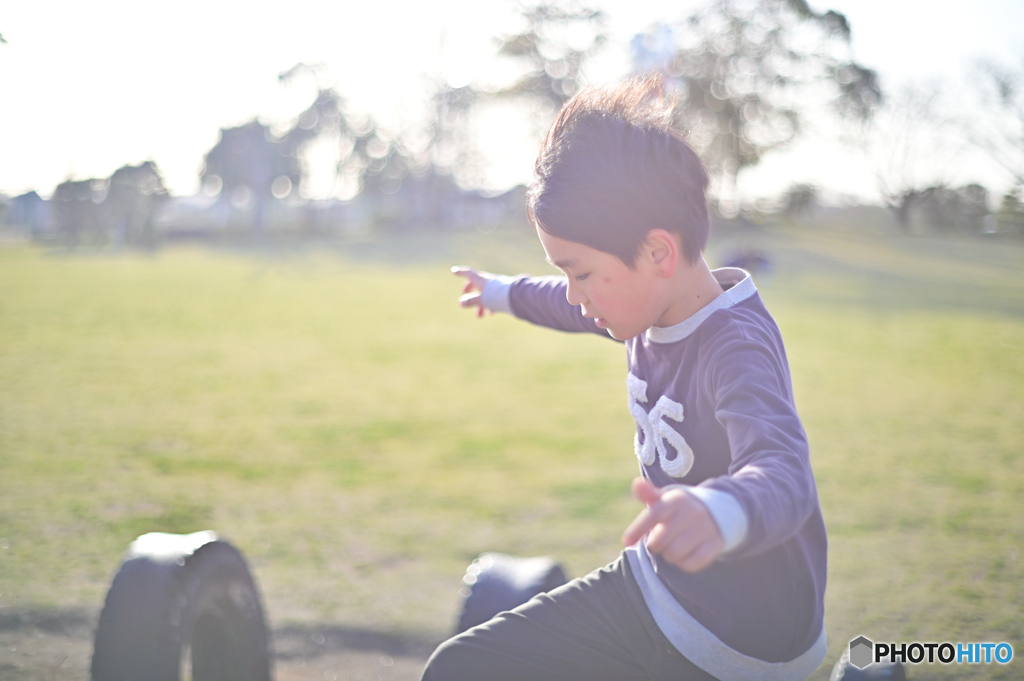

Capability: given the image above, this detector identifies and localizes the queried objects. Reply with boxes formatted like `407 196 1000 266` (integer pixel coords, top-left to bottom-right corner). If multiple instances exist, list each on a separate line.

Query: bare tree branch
868 83 972 230
965 58 1024 186
491 2 608 111
636 0 881 211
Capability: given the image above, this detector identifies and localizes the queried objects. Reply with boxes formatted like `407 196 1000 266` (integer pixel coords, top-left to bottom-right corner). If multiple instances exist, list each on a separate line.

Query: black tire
456 552 567 634
91 532 272 681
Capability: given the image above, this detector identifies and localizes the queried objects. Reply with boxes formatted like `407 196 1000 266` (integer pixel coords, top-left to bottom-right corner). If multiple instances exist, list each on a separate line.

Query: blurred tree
402 3 605 193
200 120 299 232
781 183 819 218
869 84 966 232
637 0 880 213
277 63 413 199
53 179 103 247
52 161 168 247
936 184 987 234
967 58 1024 187
423 80 481 186
103 161 169 248
492 2 608 111
995 186 1024 235
903 184 989 235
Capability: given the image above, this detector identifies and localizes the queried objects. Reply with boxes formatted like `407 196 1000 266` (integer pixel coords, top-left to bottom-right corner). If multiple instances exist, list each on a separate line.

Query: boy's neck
654 257 725 329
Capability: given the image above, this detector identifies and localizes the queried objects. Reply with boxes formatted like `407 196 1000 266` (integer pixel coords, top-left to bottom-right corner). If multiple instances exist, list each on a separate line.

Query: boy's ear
644 229 679 278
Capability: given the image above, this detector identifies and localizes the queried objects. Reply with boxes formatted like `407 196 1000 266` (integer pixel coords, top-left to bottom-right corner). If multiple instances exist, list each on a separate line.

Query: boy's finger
451 266 483 284
623 500 675 547
645 520 681 554
631 477 662 506
624 478 674 546
621 506 657 547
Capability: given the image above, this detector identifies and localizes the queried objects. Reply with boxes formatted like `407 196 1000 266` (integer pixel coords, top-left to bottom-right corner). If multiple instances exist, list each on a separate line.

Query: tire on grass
455 552 567 634
91 531 272 681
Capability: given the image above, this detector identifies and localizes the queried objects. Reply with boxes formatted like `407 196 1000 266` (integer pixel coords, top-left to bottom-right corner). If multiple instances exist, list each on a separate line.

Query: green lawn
1 226 1022 679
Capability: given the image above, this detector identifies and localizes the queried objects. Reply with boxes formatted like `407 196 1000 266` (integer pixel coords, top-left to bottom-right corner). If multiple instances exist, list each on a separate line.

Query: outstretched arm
453 265 614 338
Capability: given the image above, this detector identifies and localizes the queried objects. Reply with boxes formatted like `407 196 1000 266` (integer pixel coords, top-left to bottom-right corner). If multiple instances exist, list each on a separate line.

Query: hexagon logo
849 635 874 669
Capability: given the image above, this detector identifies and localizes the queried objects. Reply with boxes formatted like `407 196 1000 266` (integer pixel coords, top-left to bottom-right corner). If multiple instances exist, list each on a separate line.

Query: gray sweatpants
421 554 719 681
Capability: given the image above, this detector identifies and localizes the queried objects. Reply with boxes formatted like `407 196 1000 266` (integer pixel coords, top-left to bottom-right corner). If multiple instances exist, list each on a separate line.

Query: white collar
645 268 756 344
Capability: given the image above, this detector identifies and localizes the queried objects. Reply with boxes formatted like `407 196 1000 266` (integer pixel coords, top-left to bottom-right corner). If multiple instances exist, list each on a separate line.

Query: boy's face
537 229 666 341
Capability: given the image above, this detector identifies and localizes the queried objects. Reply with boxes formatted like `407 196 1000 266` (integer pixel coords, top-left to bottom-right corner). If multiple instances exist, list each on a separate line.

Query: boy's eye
575 273 589 282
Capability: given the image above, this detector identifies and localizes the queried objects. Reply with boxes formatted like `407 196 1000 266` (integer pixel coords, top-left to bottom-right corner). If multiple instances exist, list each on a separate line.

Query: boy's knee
421 635 473 681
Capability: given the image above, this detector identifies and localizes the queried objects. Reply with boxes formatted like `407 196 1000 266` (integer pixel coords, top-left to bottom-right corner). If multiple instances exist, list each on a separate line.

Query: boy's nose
565 280 587 306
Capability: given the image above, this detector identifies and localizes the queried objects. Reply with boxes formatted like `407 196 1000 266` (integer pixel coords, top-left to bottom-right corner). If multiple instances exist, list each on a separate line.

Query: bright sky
1 0 1022 203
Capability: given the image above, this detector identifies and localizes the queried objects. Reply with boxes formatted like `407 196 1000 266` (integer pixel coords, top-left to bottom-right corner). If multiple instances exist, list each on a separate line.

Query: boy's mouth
583 309 607 327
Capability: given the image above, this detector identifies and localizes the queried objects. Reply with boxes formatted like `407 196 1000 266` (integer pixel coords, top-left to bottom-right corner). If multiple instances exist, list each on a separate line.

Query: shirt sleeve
480 275 518 314
686 485 748 553
698 332 818 559
508 276 615 339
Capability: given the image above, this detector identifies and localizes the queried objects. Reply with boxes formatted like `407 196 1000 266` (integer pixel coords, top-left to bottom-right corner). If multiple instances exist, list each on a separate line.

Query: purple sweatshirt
483 268 827 681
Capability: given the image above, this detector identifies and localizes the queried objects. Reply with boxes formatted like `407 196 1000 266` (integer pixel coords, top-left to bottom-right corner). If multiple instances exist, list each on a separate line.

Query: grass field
1 225 1022 679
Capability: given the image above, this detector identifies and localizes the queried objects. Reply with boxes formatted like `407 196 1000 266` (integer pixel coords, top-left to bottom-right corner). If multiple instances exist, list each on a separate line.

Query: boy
423 77 827 681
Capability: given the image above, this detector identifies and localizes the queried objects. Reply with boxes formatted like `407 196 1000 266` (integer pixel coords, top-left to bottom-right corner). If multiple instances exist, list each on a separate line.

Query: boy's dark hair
527 75 710 266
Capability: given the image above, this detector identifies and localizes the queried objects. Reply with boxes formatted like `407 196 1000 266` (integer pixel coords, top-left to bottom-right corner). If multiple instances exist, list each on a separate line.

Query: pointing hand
622 477 724 573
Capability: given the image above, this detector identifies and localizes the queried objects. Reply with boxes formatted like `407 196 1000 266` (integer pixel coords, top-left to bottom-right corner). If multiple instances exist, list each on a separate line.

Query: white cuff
687 486 748 553
480 275 517 315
